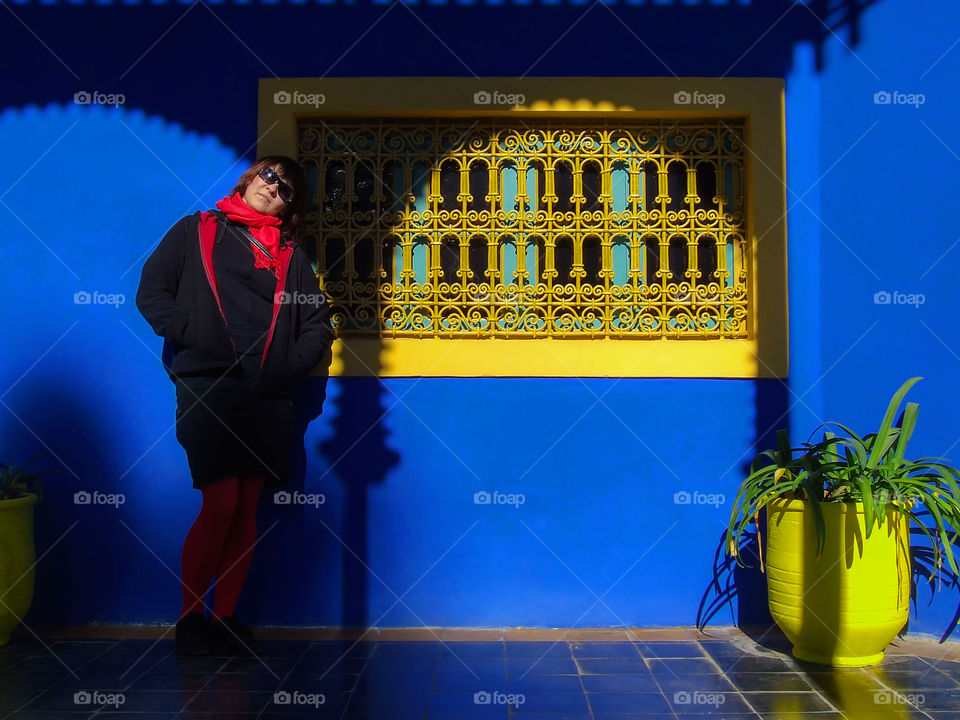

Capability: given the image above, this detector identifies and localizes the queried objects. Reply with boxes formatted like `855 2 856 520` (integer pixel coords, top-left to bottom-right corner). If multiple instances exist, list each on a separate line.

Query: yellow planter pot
0 494 38 647
765 497 910 667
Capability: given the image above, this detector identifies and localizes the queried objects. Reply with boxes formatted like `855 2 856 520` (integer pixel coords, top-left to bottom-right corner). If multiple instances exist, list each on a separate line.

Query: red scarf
215 193 283 278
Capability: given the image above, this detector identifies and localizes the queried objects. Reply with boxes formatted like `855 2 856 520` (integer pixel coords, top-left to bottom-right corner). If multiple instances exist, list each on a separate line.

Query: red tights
180 476 264 621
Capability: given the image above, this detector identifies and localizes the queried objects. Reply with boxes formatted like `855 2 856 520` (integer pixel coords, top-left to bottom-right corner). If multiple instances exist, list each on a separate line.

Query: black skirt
174 363 294 489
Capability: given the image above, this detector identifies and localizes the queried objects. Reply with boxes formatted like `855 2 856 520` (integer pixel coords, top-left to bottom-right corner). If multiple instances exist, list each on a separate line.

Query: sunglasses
257 166 294 203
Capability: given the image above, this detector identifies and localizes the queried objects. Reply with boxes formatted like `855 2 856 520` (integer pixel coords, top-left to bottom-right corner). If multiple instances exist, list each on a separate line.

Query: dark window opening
555 237 574 286
583 236 602 286
440 237 460 284
469 162 489 212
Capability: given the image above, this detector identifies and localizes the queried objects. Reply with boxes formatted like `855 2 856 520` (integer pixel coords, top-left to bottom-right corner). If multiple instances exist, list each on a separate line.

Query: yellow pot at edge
766 497 910 667
0 494 37 647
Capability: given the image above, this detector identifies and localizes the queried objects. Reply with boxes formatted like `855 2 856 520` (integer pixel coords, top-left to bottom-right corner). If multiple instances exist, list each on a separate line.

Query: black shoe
209 615 261 656
175 612 211 656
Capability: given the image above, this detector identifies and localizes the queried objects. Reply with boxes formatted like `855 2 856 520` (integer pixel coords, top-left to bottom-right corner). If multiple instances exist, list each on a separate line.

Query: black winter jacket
136 210 335 397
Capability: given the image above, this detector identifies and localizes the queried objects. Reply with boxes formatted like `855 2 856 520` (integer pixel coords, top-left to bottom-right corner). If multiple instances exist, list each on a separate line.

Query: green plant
726 377 960 576
0 456 49 502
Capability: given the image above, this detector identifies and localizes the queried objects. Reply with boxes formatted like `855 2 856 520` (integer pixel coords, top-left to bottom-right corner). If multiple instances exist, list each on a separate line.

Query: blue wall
3 0 960 639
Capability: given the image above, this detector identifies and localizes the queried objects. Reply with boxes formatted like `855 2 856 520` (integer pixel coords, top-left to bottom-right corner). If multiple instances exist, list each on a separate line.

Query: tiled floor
2 628 959 719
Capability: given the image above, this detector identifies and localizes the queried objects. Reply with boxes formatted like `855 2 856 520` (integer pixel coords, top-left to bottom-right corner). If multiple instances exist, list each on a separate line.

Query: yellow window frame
258 77 787 378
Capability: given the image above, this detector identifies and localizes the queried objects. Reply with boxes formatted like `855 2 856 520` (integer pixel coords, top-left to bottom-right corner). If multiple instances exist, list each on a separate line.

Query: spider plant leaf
868 377 922 470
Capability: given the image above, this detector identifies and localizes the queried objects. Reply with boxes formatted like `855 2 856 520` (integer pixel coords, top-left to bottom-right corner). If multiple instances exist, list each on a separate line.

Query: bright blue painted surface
1 0 959 639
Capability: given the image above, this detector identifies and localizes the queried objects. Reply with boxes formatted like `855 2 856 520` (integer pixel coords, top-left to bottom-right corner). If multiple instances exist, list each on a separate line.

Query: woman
136 156 334 656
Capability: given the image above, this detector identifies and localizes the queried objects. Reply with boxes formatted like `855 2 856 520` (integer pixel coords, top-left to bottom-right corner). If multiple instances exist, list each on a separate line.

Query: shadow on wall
2 1 879 155
0 0 891 628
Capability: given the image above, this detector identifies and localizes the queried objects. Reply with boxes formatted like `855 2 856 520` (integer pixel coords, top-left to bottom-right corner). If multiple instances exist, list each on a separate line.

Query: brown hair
230 155 307 240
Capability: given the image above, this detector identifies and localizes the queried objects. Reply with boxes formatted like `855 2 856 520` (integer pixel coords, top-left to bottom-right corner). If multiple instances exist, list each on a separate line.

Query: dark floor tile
0 672 70 694
357 667 436 690
742 691 834 714
303 641 377 659
279 672 360 692
507 656 579 676
182 690 278 714
510 691 589 714
24 689 185 713
637 642 707 659
9 656 84 674
122 673 212 692
655 673 737 693
877 656 938 672
373 642 440 658
290 654 369 674
871 668 960 691
906 691 960 712
505 641 573 658
666 690 753 714
265 689 351 715
505 674 583 694
219 655 301 674
718 671 810 692
6 715 133 720
497 715 591 720
578 657 650 675
433 669 509 693
707 655 790 673
582 674 661 693
436 655 506 680
651 715 760 720
0 641 43 659
570 642 642 658
127 655 229 675
592 715 677 720
439 642 505 658
587 692 672 714
348 681 432 709
0 691 45 712
698 640 743 654
428 692 511 716
646 658 719 675
739 714 841 720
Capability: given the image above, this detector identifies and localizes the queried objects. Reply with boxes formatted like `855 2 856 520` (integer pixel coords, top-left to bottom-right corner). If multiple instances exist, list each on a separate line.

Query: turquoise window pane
412 237 429 283
612 239 630 285
612 162 629 213
501 239 517 283
501 164 518 211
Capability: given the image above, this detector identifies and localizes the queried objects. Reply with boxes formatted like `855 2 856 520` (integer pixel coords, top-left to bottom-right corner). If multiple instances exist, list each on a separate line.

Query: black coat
136 210 334 397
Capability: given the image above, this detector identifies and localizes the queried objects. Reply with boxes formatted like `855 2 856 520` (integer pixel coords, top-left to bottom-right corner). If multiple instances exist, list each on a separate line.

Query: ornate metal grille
298 119 748 339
